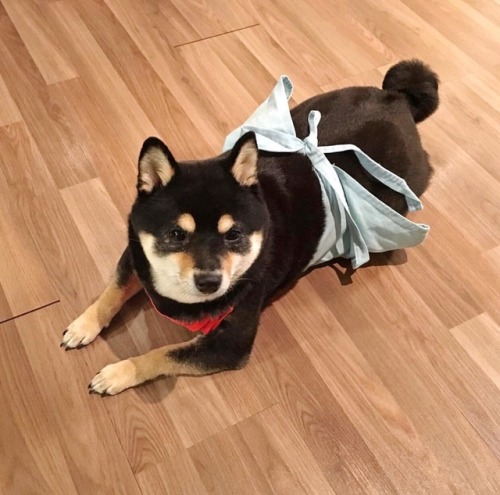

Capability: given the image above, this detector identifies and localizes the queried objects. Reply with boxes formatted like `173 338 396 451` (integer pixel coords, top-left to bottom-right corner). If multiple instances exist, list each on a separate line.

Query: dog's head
130 132 269 304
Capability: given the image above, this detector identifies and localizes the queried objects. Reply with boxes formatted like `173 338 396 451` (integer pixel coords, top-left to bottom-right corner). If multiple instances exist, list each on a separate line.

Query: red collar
147 293 234 334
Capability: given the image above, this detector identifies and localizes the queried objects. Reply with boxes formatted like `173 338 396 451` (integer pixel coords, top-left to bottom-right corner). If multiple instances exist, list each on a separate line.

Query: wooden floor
1 0 499 493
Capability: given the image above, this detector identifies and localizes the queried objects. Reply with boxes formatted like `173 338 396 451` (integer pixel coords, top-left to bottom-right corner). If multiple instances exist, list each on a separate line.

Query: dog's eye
168 228 187 242
225 229 241 242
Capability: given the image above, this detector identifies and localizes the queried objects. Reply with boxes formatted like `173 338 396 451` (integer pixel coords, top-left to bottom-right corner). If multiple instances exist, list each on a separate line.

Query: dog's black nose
194 273 222 294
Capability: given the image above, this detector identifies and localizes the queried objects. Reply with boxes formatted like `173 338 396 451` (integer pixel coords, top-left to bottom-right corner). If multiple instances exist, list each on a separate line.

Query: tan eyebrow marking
177 213 196 233
218 214 235 234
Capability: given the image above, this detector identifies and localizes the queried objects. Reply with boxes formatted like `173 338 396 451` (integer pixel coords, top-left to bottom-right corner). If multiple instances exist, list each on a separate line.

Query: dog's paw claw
61 311 103 350
88 361 137 396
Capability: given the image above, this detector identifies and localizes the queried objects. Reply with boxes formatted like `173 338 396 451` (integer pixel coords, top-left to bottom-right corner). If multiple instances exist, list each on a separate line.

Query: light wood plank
1 0 77 84
103 0 235 149
256 0 395 78
47 1 157 158
181 29 294 107
178 39 262 127
0 305 142 494
0 123 59 320
135 452 208 495
0 286 12 322
48 77 137 217
155 1 199 48
237 404 336 494
0 117 104 317
0 323 78 495
60 178 127 280
163 358 277 449
461 0 500 24
188 424 275 495
64 0 212 159
437 78 500 182
275 278 462 494
0 219 55 321
399 0 500 66
386 201 499 328
235 25 323 102
451 313 500 389
425 148 500 253
251 0 353 85
0 12 97 188
462 67 500 114
0 74 21 126
256 318 400 494
166 0 257 46
308 265 500 478
338 0 483 82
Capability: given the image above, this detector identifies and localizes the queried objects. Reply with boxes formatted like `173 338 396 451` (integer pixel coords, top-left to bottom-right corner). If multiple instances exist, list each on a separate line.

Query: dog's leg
88 290 264 395
61 248 141 350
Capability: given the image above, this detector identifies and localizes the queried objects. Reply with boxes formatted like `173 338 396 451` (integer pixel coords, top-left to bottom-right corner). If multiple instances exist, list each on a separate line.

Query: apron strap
318 143 423 212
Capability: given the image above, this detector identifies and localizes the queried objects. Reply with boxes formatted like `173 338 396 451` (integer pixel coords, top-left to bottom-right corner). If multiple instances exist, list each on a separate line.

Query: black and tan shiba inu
62 60 439 396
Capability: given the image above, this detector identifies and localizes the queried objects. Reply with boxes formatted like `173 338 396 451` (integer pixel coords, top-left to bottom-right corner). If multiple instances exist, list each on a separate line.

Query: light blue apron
223 76 429 269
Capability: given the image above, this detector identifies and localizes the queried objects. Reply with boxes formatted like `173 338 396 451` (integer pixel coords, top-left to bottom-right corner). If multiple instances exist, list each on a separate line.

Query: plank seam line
0 299 61 325
173 23 260 47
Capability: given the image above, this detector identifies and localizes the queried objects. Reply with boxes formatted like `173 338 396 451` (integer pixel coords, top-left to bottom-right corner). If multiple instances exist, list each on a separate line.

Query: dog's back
290 59 439 213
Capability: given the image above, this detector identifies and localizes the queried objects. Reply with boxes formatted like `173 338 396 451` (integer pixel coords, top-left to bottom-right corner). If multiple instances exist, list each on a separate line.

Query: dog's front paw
88 360 138 396
61 307 103 350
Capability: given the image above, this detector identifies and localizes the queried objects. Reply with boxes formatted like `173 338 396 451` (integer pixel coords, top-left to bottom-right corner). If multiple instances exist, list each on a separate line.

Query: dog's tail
382 59 439 123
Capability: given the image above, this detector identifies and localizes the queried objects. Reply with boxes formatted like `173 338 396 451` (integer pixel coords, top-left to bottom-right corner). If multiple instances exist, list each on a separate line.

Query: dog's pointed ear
137 137 176 193
229 132 259 187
